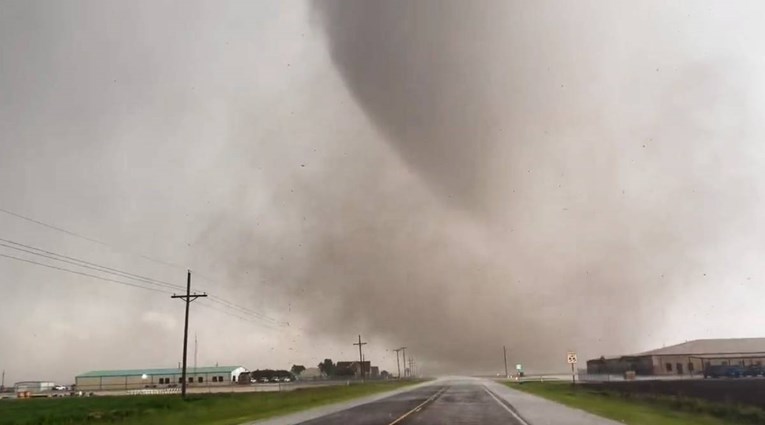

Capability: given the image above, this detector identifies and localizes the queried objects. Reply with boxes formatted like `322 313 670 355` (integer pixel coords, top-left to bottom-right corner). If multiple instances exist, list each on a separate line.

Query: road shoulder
483 380 621 425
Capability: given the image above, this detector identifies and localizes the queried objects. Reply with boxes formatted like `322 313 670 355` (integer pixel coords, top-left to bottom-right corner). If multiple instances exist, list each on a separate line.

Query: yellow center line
387 385 449 425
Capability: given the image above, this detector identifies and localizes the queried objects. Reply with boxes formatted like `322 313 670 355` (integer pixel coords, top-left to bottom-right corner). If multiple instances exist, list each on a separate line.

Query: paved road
298 382 526 425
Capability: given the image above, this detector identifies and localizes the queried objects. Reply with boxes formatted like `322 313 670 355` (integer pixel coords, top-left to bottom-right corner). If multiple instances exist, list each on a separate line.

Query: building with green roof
75 366 247 391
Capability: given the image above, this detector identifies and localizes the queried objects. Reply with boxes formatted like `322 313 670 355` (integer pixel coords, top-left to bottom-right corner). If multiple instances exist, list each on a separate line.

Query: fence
127 388 181 396
578 373 703 383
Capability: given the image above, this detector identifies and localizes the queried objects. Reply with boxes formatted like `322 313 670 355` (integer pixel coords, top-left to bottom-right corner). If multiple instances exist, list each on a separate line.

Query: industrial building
13 381 55 393
587 338 765 376
75 366 247 391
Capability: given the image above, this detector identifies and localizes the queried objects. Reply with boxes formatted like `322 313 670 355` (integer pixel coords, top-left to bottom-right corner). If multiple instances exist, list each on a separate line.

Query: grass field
0 381 419 425
507 381 765 425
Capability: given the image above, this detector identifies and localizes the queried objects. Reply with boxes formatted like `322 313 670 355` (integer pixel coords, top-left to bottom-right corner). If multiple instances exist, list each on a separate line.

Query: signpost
567 352 578 385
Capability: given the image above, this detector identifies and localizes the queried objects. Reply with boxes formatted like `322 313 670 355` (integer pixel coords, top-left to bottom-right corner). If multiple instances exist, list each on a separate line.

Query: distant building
14 381 55 393
300 367 323 379
587 338 765 376
335 361 379 378
75 366 247 391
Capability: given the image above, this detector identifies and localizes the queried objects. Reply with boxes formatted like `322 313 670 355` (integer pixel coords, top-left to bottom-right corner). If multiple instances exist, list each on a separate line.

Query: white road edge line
483 386 531 425
387 386 449 425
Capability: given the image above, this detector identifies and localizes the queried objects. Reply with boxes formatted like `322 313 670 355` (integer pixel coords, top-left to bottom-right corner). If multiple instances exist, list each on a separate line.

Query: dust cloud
273 0 765 373
3 1 765 382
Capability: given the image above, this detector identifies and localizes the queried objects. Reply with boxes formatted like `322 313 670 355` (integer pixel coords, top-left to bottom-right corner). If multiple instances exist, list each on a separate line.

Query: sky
3 0 765 385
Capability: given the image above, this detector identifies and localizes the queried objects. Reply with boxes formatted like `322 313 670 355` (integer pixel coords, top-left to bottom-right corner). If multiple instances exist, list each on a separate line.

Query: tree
318 358 335 376
291 365 306 376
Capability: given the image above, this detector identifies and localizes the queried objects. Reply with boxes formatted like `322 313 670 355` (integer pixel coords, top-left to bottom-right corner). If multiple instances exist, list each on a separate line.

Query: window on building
232 376 237 382
722 361 729 366
198 377 203 383
179 377 184 383
757 361 762 366
218 376 224 382
688 362 694 372
188 377 193 383
665 363 672 372
212 376 218 382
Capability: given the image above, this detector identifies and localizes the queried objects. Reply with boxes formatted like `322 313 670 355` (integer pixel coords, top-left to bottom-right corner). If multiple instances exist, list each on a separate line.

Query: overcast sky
3 0 765 385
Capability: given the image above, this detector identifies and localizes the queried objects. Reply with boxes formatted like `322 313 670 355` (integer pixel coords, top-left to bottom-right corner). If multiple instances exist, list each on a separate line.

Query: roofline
76 366 245 378
633 351 765 357
588 352 765 363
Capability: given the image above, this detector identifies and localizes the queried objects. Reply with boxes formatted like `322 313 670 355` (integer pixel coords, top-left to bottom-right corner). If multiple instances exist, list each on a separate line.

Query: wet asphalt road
298 383 526 425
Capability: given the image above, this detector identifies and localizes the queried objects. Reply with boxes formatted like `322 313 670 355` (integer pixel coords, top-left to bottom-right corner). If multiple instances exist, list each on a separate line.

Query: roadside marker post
567 352 578 385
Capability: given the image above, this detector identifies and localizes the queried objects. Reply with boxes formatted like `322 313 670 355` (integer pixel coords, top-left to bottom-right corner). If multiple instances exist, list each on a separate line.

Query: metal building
75 366 247 391
587 338 765 376
14 381 55 393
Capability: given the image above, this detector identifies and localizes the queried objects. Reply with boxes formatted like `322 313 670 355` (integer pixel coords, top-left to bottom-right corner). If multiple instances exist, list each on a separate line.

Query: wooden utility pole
392 348 403 378
503 346 509 378
171 270 207 399
401 347 407 377
353 335 367 381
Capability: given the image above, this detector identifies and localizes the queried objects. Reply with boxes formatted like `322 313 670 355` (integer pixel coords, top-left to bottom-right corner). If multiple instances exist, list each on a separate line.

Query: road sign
515 364 522 371
567 352 577 364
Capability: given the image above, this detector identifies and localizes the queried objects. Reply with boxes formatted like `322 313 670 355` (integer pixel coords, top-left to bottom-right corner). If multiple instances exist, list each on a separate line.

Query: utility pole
171 270 207 399
353 335 367 382
194 333 198 375
392 348 403 379
408 357 415 378
503 346 509 378
401 347 407 378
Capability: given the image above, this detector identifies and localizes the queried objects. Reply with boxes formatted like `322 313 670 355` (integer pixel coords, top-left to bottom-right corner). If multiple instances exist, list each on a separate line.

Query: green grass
0 381 420 425
506 381 765 425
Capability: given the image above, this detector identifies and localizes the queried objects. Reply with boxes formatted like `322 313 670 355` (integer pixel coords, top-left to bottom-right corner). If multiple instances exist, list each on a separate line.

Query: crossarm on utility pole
353 335 367 381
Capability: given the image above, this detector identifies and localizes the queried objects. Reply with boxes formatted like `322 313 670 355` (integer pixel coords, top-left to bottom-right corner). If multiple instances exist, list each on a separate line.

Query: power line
196 301 285 330
0 207 184 270
207 295 286 326
0 237 185 290
0 207 244 295
0 236 288 327
0 253 172 294
0 208 289 326
0 241 183 292
0 248 285 328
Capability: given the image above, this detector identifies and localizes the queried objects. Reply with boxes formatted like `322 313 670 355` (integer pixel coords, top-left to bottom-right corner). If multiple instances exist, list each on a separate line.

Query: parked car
258 377 270 383
743 365 763 377
704 365 744 378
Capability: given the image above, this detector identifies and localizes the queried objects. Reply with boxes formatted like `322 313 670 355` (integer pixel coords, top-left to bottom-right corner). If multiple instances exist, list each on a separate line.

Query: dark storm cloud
279 0 765 372
3 0 765 383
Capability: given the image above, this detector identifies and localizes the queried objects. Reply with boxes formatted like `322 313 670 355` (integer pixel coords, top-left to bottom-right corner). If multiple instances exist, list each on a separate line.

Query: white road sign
515 364 522 371
567 352 578 364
